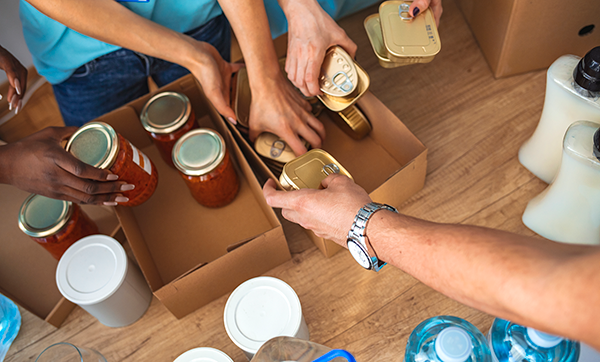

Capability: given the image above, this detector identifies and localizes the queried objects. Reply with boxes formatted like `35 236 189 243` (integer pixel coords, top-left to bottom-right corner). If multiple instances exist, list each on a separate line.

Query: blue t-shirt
20 0 223 84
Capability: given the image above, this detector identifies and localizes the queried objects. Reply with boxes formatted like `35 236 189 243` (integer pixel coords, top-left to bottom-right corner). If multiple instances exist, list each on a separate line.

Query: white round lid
526 328 563 348
173 348 234 362
435 327 473 362
224 276 303 353
56 235 127 305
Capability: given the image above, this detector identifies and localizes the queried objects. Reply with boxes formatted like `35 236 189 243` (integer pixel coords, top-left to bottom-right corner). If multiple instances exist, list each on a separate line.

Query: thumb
320 173 345 189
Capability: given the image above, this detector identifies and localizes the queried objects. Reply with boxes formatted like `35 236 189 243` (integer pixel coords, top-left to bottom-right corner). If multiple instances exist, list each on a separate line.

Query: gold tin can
378 1 441 64
325 104 372 140
364 14 401 68
254 132 298 164
317 46 370 112
279 149 353 190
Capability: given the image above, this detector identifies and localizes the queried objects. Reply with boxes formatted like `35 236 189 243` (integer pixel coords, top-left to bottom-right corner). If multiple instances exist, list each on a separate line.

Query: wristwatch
347 202 398 272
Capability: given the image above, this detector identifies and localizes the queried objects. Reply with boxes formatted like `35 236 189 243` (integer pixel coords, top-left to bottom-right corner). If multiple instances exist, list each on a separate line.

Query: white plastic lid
173 347 234 362
435 327 473 362
526 328 563 348
56 235 127 305
224 276 303 354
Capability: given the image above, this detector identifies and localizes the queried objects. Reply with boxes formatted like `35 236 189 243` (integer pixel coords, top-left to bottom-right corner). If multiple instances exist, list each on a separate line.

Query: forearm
369 211 600 347
25 0 199 69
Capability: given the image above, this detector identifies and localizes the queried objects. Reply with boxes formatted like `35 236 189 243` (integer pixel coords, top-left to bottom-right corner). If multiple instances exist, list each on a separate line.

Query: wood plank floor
5 0 555 360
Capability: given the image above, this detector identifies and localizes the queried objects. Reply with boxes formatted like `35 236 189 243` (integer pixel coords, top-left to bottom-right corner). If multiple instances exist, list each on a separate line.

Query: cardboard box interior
0 185 121 327
101 75 290 318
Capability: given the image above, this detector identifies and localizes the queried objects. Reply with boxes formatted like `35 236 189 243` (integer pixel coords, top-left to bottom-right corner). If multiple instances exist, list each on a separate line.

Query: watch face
347 240 372 269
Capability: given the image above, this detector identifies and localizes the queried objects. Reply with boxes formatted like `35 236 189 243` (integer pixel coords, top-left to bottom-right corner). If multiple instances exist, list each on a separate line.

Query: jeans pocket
71 62 92 78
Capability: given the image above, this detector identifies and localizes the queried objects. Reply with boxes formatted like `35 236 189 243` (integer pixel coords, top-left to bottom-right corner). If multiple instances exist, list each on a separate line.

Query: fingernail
115 196 129 203
15 100 22 115
9 94 17 111
228 117 237 125
0 93 3 100
103 201 118 206
14 79 21 96
107 174 119 181
120 184 135 191
413 7 420 16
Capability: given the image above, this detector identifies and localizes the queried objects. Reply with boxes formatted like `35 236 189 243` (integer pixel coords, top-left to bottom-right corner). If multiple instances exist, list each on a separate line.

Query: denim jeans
53 14 231 127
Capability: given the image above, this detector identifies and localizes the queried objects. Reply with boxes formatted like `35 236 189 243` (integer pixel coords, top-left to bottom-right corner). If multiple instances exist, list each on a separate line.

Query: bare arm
262 175 600 349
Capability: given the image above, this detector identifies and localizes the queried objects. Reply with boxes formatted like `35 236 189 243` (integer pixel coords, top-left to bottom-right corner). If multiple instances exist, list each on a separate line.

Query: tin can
364 14 401 68
317 46 370 112
140 92 197 167
325 104 372 140
255 133 311 176
66 122 159 207
172 129 239 208
279 149 353 190
18 194 99 260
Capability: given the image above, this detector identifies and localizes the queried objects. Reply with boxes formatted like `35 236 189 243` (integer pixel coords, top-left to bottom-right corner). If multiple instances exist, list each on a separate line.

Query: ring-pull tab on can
322 163 340 176
332 71 355 94
270 140 286 158
399 2 412 20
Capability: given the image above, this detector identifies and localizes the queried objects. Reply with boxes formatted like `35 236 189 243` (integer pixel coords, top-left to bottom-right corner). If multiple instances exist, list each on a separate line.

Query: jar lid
140 92 192 134
173 348 234 362
18 194 73 238
435 327 472 362
65 122 119 169
574 46 600 92
56 235 127 305
172 129 226 176
526 328 563 348
224 277 304 354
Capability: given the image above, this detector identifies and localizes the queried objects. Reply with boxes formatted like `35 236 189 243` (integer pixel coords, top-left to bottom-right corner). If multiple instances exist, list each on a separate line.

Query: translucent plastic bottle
405 315 492 362
518 47 600 183
0 294 21 362
487 319 579 362
251 336 356 362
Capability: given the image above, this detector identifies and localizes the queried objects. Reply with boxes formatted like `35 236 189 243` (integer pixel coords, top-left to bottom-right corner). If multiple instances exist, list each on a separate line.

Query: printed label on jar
129 141 152 175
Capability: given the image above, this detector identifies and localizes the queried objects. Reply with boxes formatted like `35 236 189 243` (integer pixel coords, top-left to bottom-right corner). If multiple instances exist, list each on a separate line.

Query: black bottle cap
594 127 600 161
574 47 600 92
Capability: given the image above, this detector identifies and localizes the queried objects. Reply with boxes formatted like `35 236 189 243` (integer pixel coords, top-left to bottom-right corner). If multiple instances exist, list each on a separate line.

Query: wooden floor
5 0 553 360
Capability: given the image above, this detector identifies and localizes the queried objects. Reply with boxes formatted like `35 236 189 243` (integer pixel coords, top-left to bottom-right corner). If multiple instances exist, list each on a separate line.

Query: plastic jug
0 294 21 362
250 336 355 362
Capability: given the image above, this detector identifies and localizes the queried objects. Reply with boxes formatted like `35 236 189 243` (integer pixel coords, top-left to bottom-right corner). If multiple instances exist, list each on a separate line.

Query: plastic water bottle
0 294 21 362
405 315 492 362
487 318 579 362
251 336 356 362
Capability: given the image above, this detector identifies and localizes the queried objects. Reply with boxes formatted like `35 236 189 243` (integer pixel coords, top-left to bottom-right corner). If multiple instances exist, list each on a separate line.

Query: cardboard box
0 185 122 327
100 75 291 319
229 91 428 257
456 0 600 78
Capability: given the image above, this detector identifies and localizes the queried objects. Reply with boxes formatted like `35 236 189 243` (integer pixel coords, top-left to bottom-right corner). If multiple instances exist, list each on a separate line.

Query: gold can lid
140 92 192 134
279 149 353 190
18 194 73 238
379 1 441 59
65 122 119 169
254 132 310 164
364 14 401 68
319 46 359 98
172 129 226 176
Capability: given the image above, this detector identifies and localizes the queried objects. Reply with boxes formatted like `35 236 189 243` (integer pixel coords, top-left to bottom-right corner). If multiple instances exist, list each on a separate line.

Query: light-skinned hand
409 0 443 26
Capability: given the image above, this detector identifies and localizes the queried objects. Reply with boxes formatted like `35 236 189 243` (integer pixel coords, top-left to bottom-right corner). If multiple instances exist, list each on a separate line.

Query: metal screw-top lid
574 47 600 92
140 92 192 134
593 127 600 161
18 194 73 238
172 129 226 176
65 122 119 169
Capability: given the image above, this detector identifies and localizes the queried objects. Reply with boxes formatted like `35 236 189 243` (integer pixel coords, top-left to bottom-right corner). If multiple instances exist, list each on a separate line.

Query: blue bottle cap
526 328 563 348
435 327 473 362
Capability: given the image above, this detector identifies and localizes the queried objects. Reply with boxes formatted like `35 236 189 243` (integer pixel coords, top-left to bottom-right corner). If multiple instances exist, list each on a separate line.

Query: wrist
0 144 14 185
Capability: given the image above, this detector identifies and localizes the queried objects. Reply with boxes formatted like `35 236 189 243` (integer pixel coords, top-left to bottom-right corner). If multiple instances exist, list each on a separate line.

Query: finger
53 150 119 182
53 126 80 141
337 35 358 59
7 90 16 110
320 173 346 189
262 178 280 204
285 131 310 156
57 166 132 196
409 0 429 18
305 114 326 141
206 88 237 121
285 47 299 87
57 185 127 206
280 208 301 224
19 68 28 96
305 51 325 97
295 47 312 97
431 0 443 26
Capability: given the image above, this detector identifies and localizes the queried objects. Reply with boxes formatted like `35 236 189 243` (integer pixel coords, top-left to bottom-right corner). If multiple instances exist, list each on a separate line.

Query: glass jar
18 194 99 260
140 92 197 167
172 129 239 208
66 122 158 206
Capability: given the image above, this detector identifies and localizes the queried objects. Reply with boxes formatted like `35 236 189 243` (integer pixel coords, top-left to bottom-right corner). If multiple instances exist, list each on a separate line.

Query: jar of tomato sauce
140 92 197 167
18 194 99 260
66 122 158 206
172 129 239 208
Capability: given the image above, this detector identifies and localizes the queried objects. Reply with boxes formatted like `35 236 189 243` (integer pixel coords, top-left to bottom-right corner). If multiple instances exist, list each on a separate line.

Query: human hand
0 127 132 205
409 0 443 26
248 72 325 155
262 174 371 245
283 0 357 97
0 45 27 114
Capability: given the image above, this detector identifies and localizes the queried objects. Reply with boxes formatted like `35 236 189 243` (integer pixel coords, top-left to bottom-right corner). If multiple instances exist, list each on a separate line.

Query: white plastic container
519 47 600 183
173 347 234 362
56 235 152 327
224 277 309 360
522 121 600 245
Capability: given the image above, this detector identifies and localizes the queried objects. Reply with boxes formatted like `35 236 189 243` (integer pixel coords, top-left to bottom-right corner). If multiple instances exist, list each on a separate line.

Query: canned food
317 46 370 112
364 14 400 68
140 92 197 167
279 149 353 190
255 133 312 176
18 194 99 260
66 122 159 207
172 129 239 208
325 104 372 140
